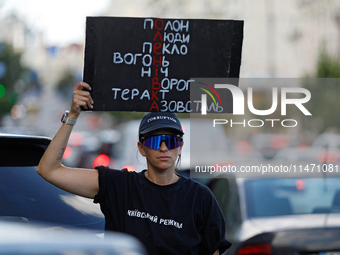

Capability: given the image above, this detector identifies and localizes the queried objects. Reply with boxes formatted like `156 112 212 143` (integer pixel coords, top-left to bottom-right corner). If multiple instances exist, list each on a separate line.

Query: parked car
0 134 105 231
273 132 340 165
250 133 294 160
0 221 147 255
312 132 340 150
207 173 340 254
62 130 119 169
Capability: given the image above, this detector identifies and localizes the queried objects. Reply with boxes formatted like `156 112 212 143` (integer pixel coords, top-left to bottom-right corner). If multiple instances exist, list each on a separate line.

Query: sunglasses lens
165 135 181 149
143 135 182 150
144 136 161 149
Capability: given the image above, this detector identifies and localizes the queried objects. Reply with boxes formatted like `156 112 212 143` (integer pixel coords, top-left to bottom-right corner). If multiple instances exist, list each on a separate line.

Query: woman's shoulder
179 174 213 195
96 166 144 180
179 176 221 212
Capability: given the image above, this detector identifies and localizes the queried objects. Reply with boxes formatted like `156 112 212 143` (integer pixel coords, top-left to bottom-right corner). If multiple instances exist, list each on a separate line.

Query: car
312 132 340 150
0 221 147 254
107 119 146 172
236 227 340 255
249 133 294 160
0 133 105 232
207 173 340 255
62 130 119 169
273 132 340 164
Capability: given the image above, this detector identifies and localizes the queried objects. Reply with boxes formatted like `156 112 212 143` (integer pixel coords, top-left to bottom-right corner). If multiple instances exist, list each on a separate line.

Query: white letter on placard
144 19 153 29
143 43 152 54
113 52 123 64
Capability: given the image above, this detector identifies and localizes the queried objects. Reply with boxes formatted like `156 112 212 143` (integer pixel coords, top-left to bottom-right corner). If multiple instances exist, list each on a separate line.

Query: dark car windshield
0 166 104 230
245 178 340 218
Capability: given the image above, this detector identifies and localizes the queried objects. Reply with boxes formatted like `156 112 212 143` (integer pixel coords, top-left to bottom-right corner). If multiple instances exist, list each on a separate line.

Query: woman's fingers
73 97 92 109
70 82 94 115
73 92 94 109
75 82 92 92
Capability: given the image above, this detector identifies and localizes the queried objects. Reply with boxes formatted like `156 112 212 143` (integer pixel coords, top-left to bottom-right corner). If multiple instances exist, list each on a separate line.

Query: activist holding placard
37 81 231 255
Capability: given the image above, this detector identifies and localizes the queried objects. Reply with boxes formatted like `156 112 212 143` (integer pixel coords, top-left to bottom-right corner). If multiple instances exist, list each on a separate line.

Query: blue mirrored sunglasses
141 134 183 150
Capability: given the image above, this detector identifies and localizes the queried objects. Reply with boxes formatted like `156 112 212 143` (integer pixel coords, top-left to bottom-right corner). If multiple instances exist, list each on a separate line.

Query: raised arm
37 82 99 199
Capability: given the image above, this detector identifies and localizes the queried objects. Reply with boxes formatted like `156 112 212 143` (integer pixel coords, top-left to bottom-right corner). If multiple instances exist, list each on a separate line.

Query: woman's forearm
37 122 76 179
37 82 93 181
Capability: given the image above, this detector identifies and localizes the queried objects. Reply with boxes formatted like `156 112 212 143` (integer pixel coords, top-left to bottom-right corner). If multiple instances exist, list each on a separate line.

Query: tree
302 48 340 133
316 49 340 78
0 43 31 120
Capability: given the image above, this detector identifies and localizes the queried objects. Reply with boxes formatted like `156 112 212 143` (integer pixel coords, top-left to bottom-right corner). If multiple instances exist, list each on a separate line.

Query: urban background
0 0 340 170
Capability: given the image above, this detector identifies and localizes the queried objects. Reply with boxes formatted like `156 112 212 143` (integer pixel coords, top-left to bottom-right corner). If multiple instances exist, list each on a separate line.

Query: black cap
139 112 184 136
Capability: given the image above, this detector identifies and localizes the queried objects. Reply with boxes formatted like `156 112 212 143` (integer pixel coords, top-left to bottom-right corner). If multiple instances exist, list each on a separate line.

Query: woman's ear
137 141 146 157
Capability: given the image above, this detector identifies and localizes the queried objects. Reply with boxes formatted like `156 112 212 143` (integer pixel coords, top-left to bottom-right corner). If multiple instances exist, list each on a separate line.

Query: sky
0 0 110 46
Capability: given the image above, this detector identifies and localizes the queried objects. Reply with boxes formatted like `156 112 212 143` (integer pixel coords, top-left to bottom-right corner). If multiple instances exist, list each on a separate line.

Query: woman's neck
144 169 179 186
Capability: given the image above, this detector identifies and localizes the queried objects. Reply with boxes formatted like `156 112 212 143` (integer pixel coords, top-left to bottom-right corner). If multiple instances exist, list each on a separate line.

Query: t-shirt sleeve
93 166 110 204
200 187 231 255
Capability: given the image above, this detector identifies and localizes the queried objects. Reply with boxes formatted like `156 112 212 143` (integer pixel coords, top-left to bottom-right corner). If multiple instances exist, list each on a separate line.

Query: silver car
208 174 340 255
0 221 147 255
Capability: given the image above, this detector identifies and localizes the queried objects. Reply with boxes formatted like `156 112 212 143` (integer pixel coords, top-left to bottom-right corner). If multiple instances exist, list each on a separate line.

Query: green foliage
302 48 340 133
0 43 30 120
316 49 340 78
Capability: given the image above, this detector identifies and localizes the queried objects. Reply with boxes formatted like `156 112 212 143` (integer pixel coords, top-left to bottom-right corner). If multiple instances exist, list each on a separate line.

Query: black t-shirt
94 166 231 255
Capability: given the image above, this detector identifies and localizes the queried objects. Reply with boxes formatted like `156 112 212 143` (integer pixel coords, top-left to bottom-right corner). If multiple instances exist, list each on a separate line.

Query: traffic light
0 84 5 98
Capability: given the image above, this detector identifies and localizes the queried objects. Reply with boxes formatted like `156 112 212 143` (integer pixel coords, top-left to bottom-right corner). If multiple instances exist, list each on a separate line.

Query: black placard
83 17 243 113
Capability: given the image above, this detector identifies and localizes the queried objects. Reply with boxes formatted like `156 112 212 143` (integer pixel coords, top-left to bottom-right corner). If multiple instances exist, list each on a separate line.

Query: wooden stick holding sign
83 17 243 113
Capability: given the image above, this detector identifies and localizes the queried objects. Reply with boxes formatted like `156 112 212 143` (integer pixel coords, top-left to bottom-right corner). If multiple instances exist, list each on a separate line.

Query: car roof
0 222 147 255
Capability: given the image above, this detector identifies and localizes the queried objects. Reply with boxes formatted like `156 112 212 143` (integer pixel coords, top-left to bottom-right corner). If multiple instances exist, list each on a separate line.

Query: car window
0 166 104 230
0 136 49 167
245 178 340 218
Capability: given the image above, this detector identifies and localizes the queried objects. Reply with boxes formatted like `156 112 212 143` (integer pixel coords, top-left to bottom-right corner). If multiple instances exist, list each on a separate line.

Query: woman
37 82 231 255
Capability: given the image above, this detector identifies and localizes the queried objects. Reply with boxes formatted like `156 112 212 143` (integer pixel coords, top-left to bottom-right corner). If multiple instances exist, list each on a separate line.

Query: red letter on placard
153 42 162 55
149 101 160 111
152 78 161 89
151 90 159 100
153 56 162 66
154 19 164 30
153 31 163 42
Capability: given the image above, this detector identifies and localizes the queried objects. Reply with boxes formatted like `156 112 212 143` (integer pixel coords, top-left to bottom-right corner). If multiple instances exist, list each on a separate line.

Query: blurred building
0 0 340 137
296 0 340 74
0 13 30 52
0 13 84 135
1 0 340 87
102 0 340 78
